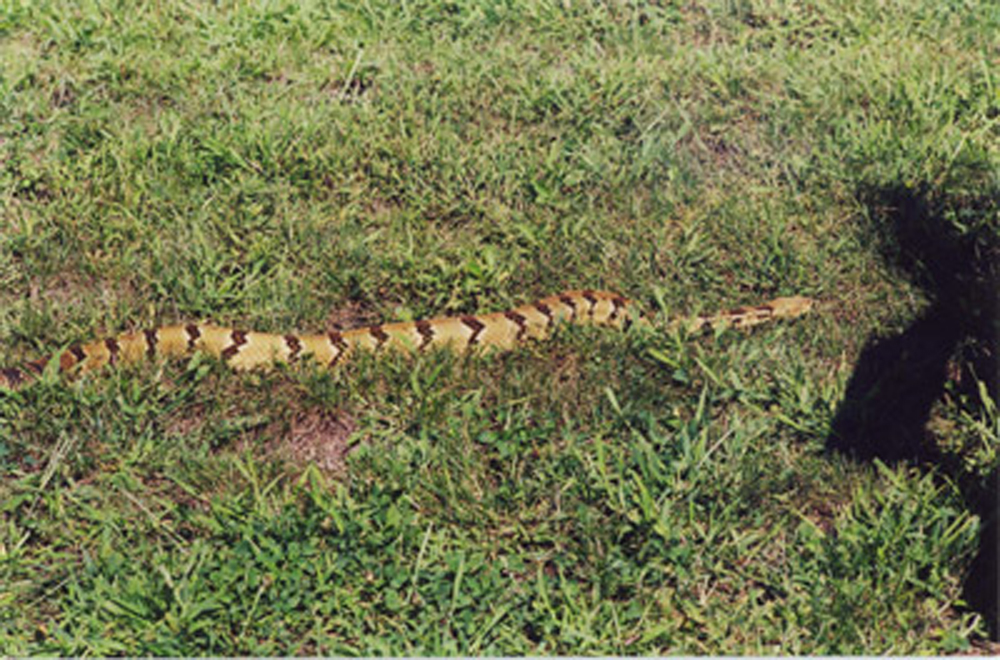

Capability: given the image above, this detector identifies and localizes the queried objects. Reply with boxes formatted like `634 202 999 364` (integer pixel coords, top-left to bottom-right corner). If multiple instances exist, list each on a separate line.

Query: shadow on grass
827 185 998 638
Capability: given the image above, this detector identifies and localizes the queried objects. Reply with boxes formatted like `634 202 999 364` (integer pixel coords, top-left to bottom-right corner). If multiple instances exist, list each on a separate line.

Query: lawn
0 0 997 654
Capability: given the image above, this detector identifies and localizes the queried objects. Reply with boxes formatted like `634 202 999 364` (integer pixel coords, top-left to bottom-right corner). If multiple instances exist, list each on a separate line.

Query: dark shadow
828 304 962 463
827 185 999 638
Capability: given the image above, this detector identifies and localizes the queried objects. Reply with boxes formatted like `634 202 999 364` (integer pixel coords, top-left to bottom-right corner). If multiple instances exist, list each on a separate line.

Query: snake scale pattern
0 290 813 390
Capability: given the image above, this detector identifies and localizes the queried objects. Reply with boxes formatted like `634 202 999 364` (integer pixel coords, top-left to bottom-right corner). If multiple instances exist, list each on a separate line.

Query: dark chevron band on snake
0 290 814 390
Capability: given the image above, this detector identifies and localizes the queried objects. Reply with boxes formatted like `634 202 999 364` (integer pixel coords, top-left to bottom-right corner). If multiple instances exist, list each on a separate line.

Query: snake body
0 290 813 390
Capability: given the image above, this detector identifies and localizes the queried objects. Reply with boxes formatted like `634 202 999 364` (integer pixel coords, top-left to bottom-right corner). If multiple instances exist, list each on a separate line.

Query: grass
1 0 997 654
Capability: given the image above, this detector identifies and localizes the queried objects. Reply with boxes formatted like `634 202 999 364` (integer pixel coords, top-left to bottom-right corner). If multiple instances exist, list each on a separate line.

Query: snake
0 290 813 391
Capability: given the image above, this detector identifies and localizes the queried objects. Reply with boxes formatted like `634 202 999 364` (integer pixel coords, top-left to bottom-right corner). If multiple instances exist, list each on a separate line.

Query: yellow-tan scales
0 290 813 390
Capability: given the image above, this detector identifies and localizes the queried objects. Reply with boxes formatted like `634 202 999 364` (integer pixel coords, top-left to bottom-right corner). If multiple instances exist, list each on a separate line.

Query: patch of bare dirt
325 300 378 332
268 410 358 474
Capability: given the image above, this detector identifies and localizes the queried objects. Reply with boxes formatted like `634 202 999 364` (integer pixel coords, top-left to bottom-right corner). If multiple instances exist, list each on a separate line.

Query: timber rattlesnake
0 290 813 390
